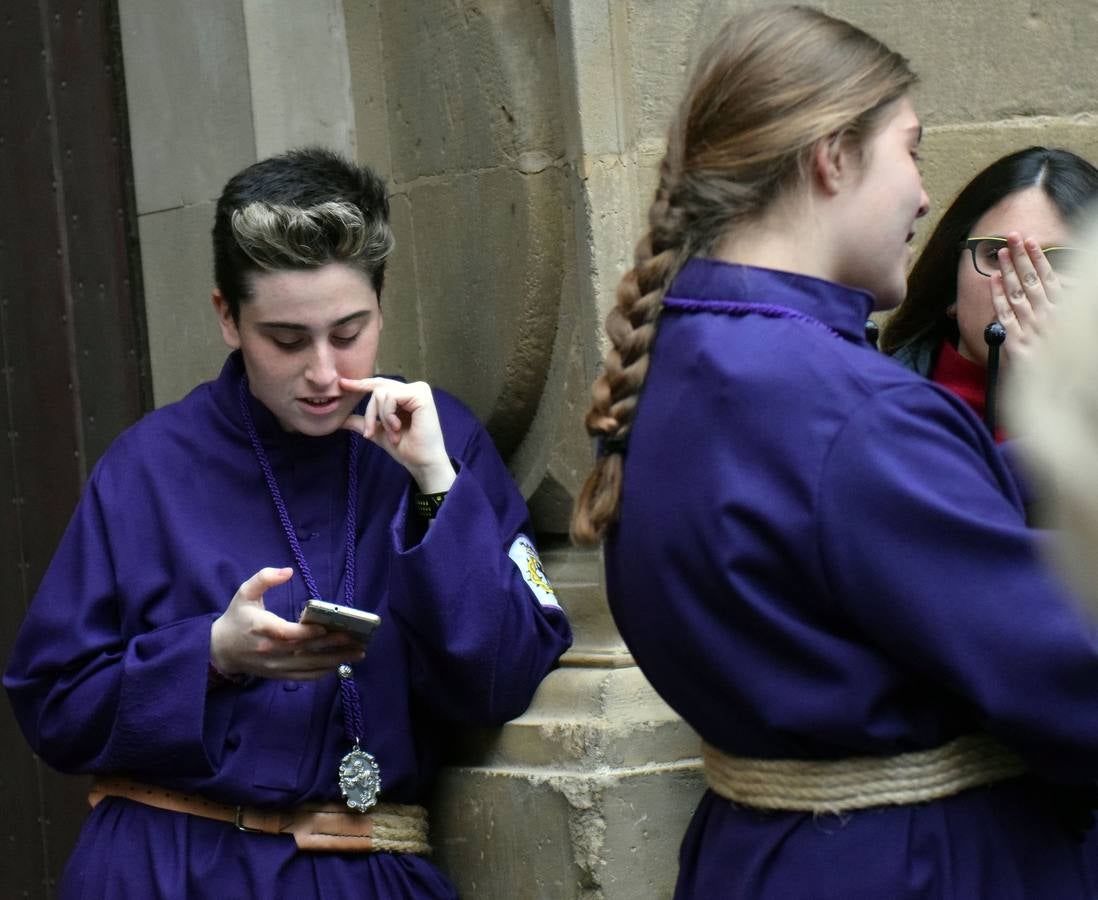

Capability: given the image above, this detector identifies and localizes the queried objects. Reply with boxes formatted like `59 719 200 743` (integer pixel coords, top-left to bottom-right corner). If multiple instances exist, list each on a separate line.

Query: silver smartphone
299 599 381 643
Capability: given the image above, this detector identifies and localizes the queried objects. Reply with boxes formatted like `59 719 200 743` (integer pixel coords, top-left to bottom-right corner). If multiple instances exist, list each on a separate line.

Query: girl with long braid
574 6 1098 898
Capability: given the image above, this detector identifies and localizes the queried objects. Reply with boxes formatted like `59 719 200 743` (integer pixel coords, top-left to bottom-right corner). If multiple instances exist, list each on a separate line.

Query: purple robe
606 259 1098 898
5 352 571 899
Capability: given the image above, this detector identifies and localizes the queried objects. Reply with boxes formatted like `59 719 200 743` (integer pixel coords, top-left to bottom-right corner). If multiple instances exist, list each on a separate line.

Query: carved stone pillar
424 3 705 896
430 544 704 898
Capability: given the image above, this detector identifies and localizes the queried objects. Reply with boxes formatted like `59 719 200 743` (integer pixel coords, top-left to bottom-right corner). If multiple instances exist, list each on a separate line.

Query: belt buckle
234 806 262 833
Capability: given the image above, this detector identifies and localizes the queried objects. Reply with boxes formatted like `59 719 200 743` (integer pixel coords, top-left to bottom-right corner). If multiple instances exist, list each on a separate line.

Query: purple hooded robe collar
663 258 876 344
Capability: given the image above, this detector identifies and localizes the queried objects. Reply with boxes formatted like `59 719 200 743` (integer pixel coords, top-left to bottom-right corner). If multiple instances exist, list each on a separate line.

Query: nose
916 188 930 219
304 345 339 389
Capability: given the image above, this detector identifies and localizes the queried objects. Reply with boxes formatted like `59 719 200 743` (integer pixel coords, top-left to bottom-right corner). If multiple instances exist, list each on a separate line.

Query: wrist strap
413 490 448 519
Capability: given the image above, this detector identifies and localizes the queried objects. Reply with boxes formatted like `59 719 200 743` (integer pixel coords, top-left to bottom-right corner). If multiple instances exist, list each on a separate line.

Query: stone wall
121 0 1098 492
117 0 356 406
116 1 1098 896
347 0 1098 515
345 0 584 509
621 0 1098 261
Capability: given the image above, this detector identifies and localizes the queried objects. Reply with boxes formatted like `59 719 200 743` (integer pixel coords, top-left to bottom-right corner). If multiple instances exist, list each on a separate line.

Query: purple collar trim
666 259 873 342
662 296 843 340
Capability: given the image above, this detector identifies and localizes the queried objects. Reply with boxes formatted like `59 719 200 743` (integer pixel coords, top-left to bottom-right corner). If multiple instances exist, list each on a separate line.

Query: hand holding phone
211 569 369 681
299 599 381 644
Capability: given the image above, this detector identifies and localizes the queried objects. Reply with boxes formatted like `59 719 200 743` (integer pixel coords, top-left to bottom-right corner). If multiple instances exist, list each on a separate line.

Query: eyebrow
980 235 1069 247
256 310 370 331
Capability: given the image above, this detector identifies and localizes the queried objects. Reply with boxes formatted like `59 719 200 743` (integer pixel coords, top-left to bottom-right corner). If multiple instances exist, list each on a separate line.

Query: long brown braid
571 5 917 545
571 156 685 544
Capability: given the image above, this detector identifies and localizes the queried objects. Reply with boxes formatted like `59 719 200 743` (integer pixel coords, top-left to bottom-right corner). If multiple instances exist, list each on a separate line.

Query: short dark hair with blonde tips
571 5 917 546
212 147 394 321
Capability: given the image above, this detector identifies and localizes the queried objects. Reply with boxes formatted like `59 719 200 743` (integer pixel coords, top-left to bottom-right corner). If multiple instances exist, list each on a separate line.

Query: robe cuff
113 614 223 775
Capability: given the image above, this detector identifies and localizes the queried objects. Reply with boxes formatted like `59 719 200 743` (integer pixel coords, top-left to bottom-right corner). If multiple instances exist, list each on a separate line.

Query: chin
302 424 341 438
870 278 906 312
276 412 342 437
298 419 345 437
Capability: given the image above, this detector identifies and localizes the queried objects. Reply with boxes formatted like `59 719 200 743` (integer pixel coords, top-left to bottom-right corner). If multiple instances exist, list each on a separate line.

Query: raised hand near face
989 231 1061 366
210 567 366 681
339 376 457 495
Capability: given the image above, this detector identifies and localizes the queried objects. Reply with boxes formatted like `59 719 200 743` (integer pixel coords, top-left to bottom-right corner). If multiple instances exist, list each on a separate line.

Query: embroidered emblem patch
508 535 559 608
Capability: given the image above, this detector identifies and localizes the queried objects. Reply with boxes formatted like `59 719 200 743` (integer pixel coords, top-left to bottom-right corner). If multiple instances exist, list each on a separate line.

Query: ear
945 302 958 319
811 134 849 197
212 289 241 349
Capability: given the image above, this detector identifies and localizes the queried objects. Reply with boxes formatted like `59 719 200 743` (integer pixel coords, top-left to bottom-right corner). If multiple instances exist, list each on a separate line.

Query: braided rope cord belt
89 777 430 854
702 734 1028 814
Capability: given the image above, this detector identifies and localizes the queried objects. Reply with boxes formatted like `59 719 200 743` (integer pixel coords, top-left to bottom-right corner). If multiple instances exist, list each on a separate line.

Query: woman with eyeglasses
573 7 1098 898
882 147 1098 432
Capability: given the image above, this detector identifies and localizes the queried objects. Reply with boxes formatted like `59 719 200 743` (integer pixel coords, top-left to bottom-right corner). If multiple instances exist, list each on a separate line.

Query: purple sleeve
818 384 1098 780
3 470 228 777
386 419 572 725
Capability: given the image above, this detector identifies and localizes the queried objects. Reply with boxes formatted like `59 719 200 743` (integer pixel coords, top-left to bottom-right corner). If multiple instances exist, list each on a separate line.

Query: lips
299 396 341 414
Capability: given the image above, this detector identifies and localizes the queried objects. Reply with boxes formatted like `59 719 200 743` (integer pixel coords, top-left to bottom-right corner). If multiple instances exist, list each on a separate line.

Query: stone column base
430 665 705 898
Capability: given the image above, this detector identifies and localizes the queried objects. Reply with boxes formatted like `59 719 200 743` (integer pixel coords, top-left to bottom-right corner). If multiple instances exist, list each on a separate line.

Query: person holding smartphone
4 148 571 899
573 6 1098 898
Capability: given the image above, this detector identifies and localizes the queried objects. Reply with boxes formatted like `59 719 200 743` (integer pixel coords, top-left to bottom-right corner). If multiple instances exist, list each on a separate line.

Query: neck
710 194 837 282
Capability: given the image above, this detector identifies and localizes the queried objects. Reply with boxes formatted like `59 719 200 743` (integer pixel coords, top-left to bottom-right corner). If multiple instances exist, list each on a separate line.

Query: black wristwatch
413 490 448 519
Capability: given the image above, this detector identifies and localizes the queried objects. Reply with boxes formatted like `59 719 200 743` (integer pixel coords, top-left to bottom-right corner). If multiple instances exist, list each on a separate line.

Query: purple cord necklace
238 376 380 813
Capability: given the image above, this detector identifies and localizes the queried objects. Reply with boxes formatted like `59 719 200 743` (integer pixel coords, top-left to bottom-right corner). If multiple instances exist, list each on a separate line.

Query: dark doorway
1 1 150 896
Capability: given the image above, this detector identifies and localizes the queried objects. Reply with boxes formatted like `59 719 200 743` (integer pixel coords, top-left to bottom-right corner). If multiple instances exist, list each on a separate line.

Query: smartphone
299 599 381 644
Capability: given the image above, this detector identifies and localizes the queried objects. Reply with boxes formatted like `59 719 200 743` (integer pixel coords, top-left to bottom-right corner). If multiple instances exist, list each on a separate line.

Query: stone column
429 545 704 898
415 3 707 895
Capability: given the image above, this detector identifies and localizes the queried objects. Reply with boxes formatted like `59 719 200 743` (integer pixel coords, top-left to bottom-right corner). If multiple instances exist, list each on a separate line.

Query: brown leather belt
89 776 430 854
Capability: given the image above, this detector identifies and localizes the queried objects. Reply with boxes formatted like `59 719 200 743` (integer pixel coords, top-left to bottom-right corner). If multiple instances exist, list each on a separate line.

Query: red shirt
930 339 1005 442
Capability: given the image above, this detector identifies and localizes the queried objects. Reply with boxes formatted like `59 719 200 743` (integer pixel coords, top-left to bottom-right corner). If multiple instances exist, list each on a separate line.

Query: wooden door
1 1 149 895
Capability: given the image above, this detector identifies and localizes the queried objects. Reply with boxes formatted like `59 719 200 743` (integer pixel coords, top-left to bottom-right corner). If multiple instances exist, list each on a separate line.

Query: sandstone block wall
112 1 1098 896
625 0 1098 272
120 0 1098 466
345 0 577 478
117 0 356 406
346 0 1098 518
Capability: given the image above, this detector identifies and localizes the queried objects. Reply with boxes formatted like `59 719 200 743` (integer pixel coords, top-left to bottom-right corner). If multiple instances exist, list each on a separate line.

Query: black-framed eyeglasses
960 236 1085 277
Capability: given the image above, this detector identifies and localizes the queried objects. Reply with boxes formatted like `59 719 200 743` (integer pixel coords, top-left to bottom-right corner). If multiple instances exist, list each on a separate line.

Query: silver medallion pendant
338 743 381 812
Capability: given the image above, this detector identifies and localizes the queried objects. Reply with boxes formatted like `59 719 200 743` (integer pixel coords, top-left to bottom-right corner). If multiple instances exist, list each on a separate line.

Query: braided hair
572 5 916 544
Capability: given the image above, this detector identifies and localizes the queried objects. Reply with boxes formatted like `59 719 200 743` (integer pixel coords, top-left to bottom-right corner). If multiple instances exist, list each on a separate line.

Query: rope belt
702 733 1027 814
89 777 430 854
